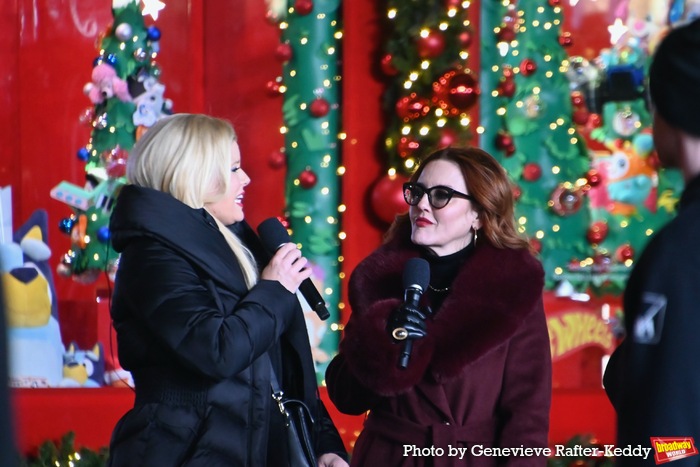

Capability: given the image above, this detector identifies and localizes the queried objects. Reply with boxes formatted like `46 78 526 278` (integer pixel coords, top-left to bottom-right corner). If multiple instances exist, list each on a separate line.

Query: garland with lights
19 432 108 467
50 0 171 284
265 0 343 381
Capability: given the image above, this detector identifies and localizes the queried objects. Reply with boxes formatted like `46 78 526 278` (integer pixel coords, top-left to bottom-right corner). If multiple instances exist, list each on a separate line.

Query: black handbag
271 369 317 467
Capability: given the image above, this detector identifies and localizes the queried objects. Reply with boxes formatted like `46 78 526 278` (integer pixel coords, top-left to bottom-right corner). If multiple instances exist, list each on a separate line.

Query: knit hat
649 18 700 137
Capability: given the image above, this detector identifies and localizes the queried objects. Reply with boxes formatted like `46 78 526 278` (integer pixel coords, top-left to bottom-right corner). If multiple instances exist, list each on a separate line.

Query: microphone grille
257 218 291 253
402 257 430 292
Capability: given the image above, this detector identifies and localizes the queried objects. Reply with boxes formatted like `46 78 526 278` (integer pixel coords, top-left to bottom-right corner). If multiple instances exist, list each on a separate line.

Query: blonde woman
107 114 348 467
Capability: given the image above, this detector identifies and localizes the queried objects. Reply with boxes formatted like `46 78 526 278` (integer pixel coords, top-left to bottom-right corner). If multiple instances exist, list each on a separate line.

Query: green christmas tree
51 0 171 283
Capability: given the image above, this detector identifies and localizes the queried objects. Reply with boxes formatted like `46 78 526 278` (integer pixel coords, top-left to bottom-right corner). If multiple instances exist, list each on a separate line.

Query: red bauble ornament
268 150 286 169
266 79 282 97
432 70 480 115
572 108 590 125
397 136 420 158
417 30 446 59
570 91 585 107
298 169 318 188
551 185 583 215
396 93 430 121
370 173 410 224
381 53 399 76
549 0 561 6
586 221 609 244
587 113 602 128
523 163 542 182
511 183 522 200
497 26 516 43
275 43 293 62
445 0 462 6
309 98 330 118
558 32 573 47
586 169 602 187
495 131 514 151
459 30 473 49
520 59 537 76
616 244 635 262
438 127 458 149
499 79 516 98
529 238 542 254
502 65 514 79
294 0 313 15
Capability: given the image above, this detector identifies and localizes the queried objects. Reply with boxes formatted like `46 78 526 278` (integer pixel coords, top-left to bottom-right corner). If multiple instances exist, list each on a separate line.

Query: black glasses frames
403 182 475 209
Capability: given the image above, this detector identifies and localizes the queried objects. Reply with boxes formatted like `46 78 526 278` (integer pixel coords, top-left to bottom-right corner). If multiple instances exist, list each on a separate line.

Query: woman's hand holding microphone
261 242 313 294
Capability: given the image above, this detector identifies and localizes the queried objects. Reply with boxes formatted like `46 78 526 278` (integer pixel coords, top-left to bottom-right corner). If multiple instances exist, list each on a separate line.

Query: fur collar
345 229 544 391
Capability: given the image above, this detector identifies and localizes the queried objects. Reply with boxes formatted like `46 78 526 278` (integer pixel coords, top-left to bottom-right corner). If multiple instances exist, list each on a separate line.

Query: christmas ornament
114 23 133 41
529 238 542 253
523 163 542 182
275 43 293 62
433 70 480 115
380 53 399 76
309 98 331 118
520 59 537 76
586 169 602 187
495 131 514 151
587 113 602 128
438 127 458 149
565 56 599 92
147 26 161 42
593 253 612 272
558 32 573 47
498 79 516 98
268 149 286 169
616 244 634 262
497 26 516 43
79 108 95 127
59 218 75 235
459 30 472 49
133 48 148 62
572 108 590 126
266 79 282 96
570 91 585 107
550 185 583 215
294 0 313 15
396 93 430 121
511 183 522 201
97 226 111 243
397 136 420 158
370 173 409 224
548 0 561 5
586 221 609 244
612 108 641 137
298 169 318 188
77 147 90 162
417 30 446 59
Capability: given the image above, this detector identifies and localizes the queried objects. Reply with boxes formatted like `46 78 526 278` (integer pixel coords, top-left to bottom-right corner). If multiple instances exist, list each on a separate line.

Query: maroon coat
326 233 551 467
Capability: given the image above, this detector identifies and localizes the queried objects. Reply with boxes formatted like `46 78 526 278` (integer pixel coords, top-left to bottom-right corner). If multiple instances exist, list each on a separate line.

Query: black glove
387 304 431 343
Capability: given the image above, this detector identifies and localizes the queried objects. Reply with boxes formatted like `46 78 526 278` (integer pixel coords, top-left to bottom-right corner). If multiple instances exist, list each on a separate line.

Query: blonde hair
127 113 259 288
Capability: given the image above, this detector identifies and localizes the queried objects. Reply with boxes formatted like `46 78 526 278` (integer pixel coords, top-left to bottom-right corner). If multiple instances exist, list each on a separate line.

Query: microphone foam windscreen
403 257 430 291
257 218 292 253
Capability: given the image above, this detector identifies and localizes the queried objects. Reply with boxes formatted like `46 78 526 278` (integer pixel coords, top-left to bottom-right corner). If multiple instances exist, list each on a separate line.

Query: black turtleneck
420 240 475 311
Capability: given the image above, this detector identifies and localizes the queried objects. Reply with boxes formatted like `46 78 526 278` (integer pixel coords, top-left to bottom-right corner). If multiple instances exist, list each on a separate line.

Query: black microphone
257 218 330 321
394 257 430 369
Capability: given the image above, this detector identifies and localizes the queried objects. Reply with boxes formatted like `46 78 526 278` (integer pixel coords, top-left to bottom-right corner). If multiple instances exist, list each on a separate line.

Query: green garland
20 432 108 467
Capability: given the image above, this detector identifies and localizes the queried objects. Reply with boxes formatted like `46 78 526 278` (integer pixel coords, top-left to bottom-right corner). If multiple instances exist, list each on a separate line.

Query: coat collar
110 185 247 294
349 226 544 382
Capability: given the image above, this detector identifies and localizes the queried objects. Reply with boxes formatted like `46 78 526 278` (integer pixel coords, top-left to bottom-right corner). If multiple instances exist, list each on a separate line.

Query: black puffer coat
107 185 346 466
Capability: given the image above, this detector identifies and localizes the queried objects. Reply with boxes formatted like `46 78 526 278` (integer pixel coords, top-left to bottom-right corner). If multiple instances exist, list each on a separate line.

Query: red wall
2 0 616 456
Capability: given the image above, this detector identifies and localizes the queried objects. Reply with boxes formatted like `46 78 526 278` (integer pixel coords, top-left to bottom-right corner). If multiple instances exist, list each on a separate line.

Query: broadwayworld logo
651 437 699 464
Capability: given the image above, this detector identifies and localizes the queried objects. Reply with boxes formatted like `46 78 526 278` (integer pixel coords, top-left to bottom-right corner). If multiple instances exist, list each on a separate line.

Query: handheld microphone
257 218 330 321
394 257 430 369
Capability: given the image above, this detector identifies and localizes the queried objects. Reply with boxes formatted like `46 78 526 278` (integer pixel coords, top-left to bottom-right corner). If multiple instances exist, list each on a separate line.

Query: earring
472 227 478 246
